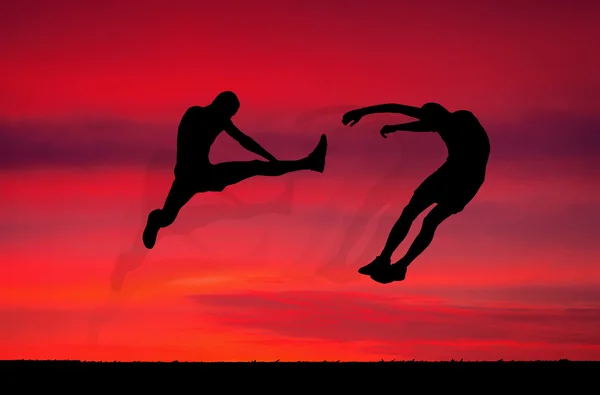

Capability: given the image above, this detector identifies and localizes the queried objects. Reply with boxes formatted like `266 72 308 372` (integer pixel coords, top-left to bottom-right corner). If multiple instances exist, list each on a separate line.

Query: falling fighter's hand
380 125 396 139
342 109 364 127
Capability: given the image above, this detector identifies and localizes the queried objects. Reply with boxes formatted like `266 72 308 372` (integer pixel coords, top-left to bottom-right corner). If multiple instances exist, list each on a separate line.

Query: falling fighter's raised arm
342 103 424 127
379 120 433 138
224 121 278 162
354 103 423 118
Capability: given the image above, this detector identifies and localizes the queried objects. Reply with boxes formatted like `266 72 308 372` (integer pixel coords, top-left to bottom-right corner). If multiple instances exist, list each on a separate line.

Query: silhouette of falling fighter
143 91 328 249
341 102 490 284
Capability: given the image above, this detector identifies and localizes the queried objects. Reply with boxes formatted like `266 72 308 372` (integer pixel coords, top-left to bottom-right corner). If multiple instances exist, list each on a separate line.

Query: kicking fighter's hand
380 124 396 139
266 153 278 162
342 109 364 126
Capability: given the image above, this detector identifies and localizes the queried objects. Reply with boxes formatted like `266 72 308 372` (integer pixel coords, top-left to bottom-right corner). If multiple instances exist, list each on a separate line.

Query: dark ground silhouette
341 102 490 284
1 360 597 390
142 91 327 250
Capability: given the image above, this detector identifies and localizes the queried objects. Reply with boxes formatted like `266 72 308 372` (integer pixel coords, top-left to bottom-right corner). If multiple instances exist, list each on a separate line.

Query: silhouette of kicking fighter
341 102 490 284
143 91 327 249
111 150 296 292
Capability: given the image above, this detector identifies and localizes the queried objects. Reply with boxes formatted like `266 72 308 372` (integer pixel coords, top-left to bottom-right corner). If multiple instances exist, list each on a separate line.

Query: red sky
2 0 600 361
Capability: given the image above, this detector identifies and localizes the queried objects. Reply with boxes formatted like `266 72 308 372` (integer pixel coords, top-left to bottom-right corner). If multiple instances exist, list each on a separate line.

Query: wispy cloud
2 110 600 171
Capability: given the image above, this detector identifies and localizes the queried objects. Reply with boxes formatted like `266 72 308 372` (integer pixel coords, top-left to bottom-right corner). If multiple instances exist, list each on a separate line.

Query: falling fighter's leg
358 192 435 276
370 204 455 284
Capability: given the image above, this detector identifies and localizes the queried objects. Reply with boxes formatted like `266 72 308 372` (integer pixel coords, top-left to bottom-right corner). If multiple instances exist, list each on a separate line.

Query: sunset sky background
2 0 600 361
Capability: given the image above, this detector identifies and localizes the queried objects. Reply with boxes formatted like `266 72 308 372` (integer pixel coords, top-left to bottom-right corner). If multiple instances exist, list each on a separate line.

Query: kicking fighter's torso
176 106 229 170
436 110 490 173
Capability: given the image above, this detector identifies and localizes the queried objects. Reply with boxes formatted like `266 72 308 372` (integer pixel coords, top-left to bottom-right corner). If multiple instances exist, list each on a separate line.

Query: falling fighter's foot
358 255 391 276
369 263 408 284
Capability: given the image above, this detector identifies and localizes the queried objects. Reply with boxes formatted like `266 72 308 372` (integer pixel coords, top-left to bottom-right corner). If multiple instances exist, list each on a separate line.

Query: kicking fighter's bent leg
142 178 197 249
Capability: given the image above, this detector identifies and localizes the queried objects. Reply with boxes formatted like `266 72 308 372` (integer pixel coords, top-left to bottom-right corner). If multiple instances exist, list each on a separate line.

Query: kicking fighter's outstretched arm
342 103 423 127
379 121 432 138
224 121 278 162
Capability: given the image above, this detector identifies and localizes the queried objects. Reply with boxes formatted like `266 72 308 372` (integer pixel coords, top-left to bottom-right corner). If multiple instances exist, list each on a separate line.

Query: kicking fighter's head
211 91 240 118
420 102 451 129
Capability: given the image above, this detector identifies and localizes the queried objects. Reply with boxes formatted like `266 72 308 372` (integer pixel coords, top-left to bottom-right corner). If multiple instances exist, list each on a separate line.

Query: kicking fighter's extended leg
142 178 196 249
370 204 455 284
209 135 327 191
358 192 435 275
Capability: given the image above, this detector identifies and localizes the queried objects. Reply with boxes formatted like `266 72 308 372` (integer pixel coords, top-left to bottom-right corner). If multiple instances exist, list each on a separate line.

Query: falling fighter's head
420 102 451 130
211 91 240 118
